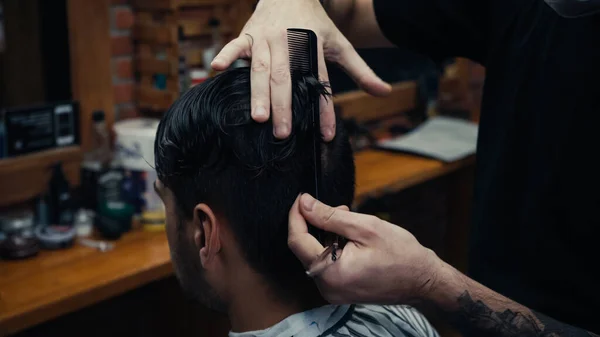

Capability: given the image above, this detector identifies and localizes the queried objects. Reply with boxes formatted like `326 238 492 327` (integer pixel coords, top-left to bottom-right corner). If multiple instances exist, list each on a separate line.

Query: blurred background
0 0 484 336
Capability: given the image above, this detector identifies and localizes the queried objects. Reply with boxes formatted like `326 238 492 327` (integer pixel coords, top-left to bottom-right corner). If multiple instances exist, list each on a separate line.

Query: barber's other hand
288 194 440 305
211 0 391 141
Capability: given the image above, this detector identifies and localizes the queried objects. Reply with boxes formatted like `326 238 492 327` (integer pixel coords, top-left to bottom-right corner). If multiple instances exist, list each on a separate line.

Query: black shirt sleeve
373 0 488 63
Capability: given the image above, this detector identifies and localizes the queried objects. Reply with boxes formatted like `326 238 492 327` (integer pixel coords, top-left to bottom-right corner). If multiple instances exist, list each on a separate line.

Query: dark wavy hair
154 67 355 299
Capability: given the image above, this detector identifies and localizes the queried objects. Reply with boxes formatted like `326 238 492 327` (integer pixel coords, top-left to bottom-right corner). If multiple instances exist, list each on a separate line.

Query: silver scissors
306 242 341 277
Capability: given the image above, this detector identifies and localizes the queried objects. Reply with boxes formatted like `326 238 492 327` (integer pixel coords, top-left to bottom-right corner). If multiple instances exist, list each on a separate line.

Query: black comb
288 29 341 258
287 28 322 201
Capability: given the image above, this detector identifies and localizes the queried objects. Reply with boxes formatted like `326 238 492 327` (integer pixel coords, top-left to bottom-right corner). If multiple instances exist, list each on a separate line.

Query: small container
95 201 134 240
113 118 162 215
153 74 167 90
49 162 74 226
0 209 39 259
1 209 35 238
35 225 76 250
190 69 209 87
36 193 49 226
141 210 166 232
74 209 94 237
178 55 189 94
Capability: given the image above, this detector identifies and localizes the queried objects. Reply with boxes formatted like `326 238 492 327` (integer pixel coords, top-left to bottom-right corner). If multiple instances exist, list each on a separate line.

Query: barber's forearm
422 258 598 337
324 0 394 48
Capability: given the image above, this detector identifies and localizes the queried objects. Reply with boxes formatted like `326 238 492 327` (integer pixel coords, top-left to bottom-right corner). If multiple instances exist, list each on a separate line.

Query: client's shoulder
349 304 440 337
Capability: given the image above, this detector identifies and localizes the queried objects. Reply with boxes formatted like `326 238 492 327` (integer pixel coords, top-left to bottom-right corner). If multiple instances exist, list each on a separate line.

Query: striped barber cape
229 304 440 337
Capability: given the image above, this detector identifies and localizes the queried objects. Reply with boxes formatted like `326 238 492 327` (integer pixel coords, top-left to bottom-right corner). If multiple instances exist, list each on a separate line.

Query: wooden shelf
334 82 419 124
131 0 252 113
136 86 179 111
183 48 205 66
136 56 179 76
136 43 178 58
133 24 178 45
0 150 474 335
179 20 232 38
140 75 180 92
0 146 83 207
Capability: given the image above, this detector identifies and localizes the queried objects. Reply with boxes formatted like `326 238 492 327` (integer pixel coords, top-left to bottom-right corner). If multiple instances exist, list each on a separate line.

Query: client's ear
193 203 221 268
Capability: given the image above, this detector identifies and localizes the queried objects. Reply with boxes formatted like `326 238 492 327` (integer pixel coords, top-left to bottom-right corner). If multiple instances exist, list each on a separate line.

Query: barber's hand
211 0 391 141
288 193 440 305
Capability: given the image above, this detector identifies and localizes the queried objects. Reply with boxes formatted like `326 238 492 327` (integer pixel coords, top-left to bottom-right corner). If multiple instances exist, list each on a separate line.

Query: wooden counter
0 230 172 336
0 150 475 335
353 150 474 206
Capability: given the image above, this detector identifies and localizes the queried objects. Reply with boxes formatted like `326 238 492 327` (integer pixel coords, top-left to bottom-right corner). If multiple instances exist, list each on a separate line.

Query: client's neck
228 267 327 333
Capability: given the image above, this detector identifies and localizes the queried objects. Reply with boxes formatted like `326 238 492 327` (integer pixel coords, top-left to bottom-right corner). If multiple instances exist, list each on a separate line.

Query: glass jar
0 209 39 259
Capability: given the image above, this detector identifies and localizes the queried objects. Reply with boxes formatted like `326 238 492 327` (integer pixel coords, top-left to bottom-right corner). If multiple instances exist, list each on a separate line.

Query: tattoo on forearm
454 291 598 337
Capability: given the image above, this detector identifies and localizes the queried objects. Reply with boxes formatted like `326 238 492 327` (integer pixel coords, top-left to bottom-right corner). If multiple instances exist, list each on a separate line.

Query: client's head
153 67 355 312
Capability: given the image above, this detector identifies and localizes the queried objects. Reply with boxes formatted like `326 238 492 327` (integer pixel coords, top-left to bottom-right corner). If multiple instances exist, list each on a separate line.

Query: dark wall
38 0 71 103
0 0 71 109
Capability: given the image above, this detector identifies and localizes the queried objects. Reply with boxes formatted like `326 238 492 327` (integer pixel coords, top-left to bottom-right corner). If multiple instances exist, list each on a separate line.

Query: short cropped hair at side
154 67 355 299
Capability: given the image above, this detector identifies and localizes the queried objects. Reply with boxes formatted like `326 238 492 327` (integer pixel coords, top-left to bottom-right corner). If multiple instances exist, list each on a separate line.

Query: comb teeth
287 29 317 77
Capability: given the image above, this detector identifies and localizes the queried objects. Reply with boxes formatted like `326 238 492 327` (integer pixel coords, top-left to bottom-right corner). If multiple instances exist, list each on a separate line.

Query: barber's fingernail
274 124 290 138
254 106 267 118
301 194 317 211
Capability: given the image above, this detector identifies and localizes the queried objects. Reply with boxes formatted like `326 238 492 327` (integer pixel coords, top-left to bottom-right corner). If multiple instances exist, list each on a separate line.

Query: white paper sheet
376 116 479 162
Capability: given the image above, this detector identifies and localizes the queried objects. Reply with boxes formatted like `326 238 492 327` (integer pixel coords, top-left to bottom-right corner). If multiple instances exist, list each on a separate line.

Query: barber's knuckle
271 103 288 117
329 40 352 64
236 38 250 51
361 215 379 234
341 40 355 54
287 237 297 249
315 208 334 231
357 74 373 89
324 47 340 64
266 30 286 43
230 36 242 46
252 59 270 73
364 215 378 226
271 66 290 85
323 207 337 223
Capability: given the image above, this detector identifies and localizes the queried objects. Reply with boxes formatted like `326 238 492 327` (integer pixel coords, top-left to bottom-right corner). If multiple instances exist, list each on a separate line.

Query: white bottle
74 209 94 238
